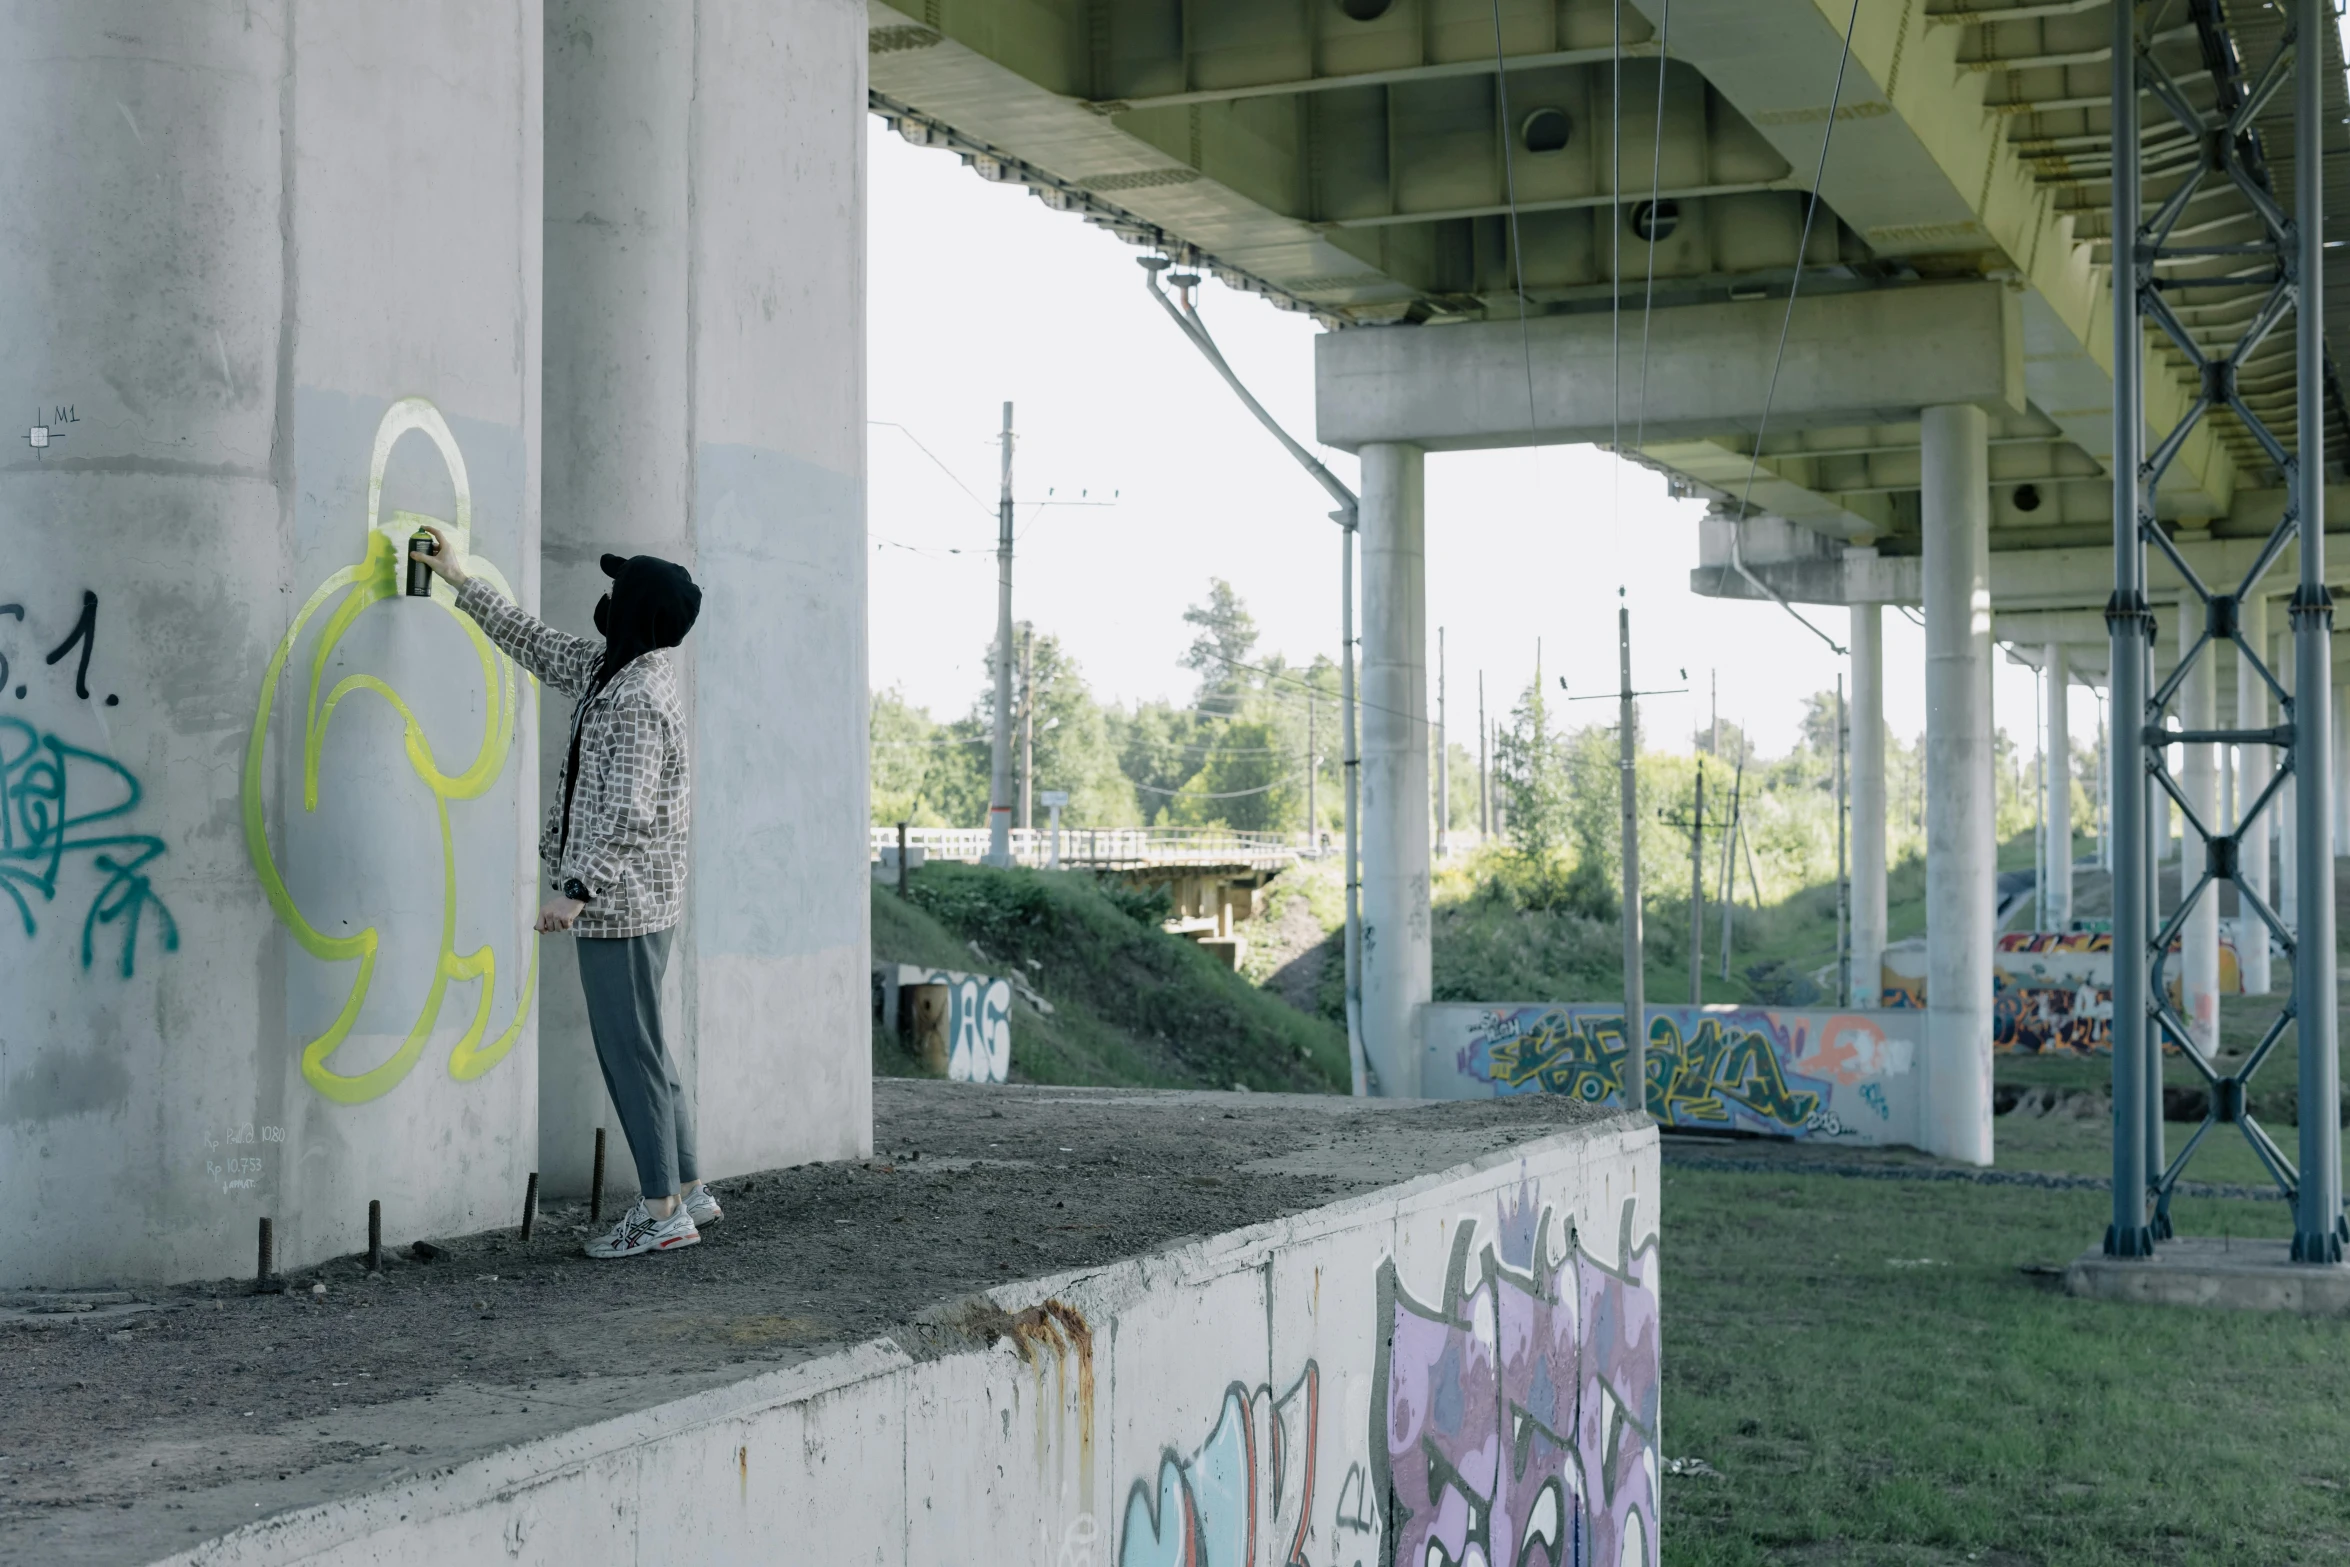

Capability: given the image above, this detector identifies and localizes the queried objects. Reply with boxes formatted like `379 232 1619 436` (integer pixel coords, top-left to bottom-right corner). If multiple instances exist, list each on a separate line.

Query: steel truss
2107 0 2341 1261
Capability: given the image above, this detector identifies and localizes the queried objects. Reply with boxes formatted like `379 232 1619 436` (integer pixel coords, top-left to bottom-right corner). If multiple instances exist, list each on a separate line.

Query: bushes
874 864 1351 1092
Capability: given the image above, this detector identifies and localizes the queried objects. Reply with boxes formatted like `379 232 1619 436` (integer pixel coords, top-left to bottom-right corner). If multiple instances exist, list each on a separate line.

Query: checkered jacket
458 578 690 938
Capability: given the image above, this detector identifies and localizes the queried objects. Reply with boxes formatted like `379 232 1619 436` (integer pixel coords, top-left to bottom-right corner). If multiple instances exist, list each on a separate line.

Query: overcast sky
865 125 2080 763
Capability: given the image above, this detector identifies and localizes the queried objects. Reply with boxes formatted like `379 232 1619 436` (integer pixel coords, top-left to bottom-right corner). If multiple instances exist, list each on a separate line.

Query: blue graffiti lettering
1 716 178 976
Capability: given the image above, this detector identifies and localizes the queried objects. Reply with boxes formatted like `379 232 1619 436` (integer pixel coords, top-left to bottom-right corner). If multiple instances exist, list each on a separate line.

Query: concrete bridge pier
2044 646 2073 932
1921 404 1994 1165
1849 601 1888 1006
1357 443 1432 1097
541 0 871 1197
2239 595 2273 995
2181 613 2221 1053
0 5 544 1287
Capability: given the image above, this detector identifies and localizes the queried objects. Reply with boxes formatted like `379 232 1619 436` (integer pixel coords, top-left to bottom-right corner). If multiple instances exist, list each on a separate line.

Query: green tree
1494 661 1580 906
1020 628 1141 828
1168 719 1300 832
1180 578 1261 706
868 687 988 827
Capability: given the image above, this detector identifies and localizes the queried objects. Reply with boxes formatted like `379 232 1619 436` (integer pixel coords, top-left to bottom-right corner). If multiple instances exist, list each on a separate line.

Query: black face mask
558 556 702 866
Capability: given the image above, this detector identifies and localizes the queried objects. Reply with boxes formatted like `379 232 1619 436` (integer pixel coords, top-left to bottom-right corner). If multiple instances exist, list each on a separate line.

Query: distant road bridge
871 825 1300 873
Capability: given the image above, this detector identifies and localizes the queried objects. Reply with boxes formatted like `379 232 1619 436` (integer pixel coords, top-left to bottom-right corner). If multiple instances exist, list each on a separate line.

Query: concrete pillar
2335 676 2350 855
2182 612 2220 1053
1920 405 1994 1165
2239 595 2273 995
2279 627 2298 934
1359 443 1432 1097
0 7 543 1287
542 0 870 1197
2044 645 2073 930
1850 605 1888 1005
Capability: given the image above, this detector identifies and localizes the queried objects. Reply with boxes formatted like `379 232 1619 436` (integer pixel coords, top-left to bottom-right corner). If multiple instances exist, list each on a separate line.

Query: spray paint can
406 528 438 597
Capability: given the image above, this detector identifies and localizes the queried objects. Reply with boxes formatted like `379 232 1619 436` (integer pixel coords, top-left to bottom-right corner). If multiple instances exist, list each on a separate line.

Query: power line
1488 0 1538 434
868 420 995 517
1632 0 1673 455
1713 0 1862 657
1129 771 1307 799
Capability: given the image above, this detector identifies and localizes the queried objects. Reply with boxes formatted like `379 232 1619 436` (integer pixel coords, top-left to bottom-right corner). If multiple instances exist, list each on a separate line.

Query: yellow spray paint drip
241 397 538 1105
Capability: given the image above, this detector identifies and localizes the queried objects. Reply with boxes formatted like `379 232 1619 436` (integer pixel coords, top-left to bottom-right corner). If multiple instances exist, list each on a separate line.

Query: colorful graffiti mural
1424 1003 1917 1143
1378 1196 1659 1567
1880 932 2241 1055
242 398 535 1104
1119 1364 1322 1567
1114 1191 1661 1567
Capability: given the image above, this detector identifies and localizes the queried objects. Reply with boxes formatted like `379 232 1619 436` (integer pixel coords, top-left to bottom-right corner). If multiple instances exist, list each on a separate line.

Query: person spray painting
411 524 718 1259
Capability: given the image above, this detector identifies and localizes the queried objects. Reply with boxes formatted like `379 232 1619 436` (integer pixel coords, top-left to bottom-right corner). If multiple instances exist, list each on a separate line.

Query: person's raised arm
412 522 599 697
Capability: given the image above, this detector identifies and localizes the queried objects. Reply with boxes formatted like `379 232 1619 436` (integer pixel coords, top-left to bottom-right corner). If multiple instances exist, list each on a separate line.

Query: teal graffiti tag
1 717 178 976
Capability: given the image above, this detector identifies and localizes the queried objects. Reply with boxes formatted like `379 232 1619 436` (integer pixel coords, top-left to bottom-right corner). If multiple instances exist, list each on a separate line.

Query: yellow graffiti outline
241 397 538 1105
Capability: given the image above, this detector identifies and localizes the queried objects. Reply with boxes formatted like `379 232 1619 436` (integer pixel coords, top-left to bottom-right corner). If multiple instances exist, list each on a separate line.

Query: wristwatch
562 878 593 904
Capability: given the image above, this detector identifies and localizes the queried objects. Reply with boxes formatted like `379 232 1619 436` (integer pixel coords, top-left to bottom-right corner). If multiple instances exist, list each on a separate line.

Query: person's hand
409 522 471 588
536 896 585 933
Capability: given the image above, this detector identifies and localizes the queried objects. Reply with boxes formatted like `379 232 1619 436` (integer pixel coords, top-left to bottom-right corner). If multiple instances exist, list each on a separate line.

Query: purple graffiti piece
1494 1179 1542 1272
1384 1208 1669 1567
1576 1236 1660 1566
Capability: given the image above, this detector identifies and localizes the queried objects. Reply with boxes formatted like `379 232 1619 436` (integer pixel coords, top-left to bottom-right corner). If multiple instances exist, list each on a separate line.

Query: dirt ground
3 1081 1616 1566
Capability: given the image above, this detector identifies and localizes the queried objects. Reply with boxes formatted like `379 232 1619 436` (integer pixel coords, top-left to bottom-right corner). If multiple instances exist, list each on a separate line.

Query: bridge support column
1850 603 1887 1006
1359 442 1431 1097
2044 645 2072 932
2277 627 2297 934
1921 403 1994 1165
2182 612 2220 1053
2239 596 2272 995
543 0 871 1197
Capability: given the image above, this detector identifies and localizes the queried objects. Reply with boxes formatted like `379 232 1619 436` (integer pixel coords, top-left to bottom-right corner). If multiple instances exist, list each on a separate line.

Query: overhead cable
1713 0 1863 657
1488 0 1539 433
1631 0 1673 454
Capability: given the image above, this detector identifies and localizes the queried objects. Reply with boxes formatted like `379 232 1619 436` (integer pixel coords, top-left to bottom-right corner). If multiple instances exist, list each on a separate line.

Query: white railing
870 825 1298 871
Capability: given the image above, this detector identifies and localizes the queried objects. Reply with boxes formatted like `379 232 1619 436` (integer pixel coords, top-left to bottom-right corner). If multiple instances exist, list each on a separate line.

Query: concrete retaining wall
160 1120 1660 1567
0 3 543 1288
1423 1003 1925 1148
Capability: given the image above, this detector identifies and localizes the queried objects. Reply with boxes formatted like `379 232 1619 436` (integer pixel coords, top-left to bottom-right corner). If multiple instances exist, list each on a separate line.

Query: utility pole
1617 599 1646 1117
1835 675 1850 1006
987 401 1015 867
1478 671 1489 841
1710 668 1719 757
1306 690 1317 852
1719 757 1743 981
1019 623 1035 834
1436 627 1450 859
1687 764 1705 1003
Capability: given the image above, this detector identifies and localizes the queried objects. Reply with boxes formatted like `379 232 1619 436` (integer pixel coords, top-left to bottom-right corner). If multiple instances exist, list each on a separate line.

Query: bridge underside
866 0 2350 1161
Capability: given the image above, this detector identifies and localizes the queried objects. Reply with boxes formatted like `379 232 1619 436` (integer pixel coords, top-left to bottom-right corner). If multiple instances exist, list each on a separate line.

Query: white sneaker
583 1198 700 1259
682 1183 723 1228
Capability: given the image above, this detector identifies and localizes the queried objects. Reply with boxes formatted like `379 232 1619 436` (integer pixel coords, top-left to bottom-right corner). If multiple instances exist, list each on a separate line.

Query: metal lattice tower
2107 0 2342 1261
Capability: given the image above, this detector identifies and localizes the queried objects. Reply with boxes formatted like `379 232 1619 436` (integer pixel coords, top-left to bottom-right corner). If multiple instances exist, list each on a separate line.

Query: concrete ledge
2064 1239 2350 1313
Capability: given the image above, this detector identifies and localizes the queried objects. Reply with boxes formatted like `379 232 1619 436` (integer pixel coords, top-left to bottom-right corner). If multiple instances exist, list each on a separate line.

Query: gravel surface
5 1082 1619 1566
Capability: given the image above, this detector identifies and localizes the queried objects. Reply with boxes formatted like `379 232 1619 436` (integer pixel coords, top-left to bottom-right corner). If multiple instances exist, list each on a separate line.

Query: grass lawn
1663 1163 2350 1564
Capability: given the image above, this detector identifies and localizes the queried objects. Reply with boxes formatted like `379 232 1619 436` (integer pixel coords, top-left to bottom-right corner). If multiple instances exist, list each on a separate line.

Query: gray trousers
575 927 698 1197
